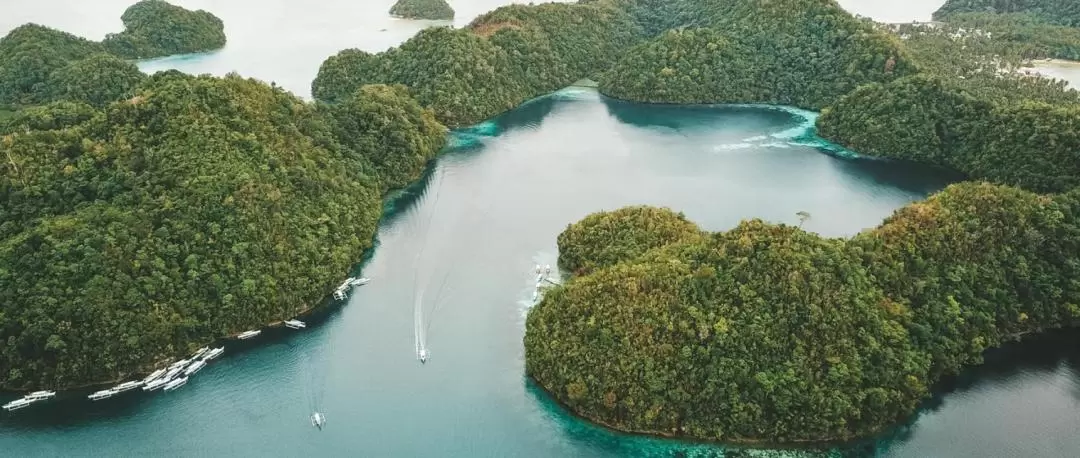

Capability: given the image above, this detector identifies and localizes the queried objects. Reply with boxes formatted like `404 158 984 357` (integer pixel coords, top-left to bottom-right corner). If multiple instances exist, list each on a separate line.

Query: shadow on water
830 159 967 196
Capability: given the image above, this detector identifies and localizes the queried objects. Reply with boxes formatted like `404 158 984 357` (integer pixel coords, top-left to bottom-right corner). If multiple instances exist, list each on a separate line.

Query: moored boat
143 378 168 391
191 347 209 360
25 390 56 401
163 377 187 392
169 359 190 371
141 368 167 384
349 277 370 287
183 360 206 376
237 330 261 340
284 319 306 329
112 381 142 393
88 389 116 401
203 347 224 360
3 398 32 411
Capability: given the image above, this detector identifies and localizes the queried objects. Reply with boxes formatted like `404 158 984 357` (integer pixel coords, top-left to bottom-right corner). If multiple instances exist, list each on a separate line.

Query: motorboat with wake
418 348 429 364
311 412 326 429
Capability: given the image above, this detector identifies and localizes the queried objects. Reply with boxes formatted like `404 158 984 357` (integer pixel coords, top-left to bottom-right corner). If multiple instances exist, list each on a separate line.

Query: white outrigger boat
112 381 143 393
203 347 224 360
26 390 56 401
237 330 261 340
143 378 168 391
141 368 167 384
169 359 190 371
284 319 306 330
88 389 116 401
191 347 209 360
183 360 206 376
3 398 32 411
162 377 187 392
348 277 370 287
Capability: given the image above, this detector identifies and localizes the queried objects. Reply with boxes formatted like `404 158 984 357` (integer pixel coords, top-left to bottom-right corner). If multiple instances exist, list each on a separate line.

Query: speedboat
311 412 326 429
142 378 168 391
183 360 206 376
112 381 142 393
191 347 209 359
284 319 306 330
237 330 261 340
88 389 116 401
418 348 429 364
3 398 32 411
163 377 187 392
141 368 167 384
26 390 55 401
203 347 224 360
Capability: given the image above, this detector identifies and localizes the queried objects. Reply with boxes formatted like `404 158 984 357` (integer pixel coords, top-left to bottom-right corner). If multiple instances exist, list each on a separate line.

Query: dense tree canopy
389 0 455 20
0 73 445 389
102 0 226 59
0 24 107 106
528 183 1080 443
934 0 1080 27
598 0 916 109
313 0 640 126
556 206 701 276
46 54 147 108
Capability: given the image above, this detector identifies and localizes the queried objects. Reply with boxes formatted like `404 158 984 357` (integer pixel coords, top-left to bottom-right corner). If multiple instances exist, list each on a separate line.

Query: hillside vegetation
0 1 225 108
389 0 455 20
0 73 445 389
528 183 1080 443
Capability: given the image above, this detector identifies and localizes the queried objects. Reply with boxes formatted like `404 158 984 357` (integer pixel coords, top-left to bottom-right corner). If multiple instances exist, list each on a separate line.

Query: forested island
389 0 455 21
0 0 224 108
4 0 1080 447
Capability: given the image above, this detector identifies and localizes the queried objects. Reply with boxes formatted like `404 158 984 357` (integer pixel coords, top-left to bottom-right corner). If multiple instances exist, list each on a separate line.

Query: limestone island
103 0 227 59
389 0 455 21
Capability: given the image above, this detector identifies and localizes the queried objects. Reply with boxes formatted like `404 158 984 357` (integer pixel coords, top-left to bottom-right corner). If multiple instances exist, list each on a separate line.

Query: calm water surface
3 1 1079 457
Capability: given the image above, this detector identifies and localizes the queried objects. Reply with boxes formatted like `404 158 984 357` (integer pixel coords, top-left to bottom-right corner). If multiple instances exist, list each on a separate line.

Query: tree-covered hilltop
935 12 1080 61
103 0 226 59
313 0 641 126
556 206 701 276
0 24 108 106
598 0 916 109
0 73 446 389
527 184 1080 443
934 0 1080 27
389 0 455 20
0 1 227 108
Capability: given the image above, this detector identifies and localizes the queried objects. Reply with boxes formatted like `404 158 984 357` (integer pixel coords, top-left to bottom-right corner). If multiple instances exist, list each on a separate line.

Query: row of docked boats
3 390 56 411
86 346 224 401
333 277 370 300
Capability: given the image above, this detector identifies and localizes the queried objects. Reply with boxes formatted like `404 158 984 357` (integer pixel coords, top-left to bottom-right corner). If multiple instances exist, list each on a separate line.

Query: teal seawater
4 1 1080 457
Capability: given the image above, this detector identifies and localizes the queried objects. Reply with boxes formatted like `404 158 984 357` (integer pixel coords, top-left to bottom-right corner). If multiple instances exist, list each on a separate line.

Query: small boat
163 377 187 392
169 359 190 370
348 277 370 287
237 330 261 340
418 348 429 364
333 289 347 300
183 360 206 376
112 381 143 393
88 389 116 401
143 378 168 391
142 368 167 384
284 319 306 330
163 366 184 381
311 412 326 429
203 347 224 360
3 398 32 411
26 390 56 401
191 347 209 359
